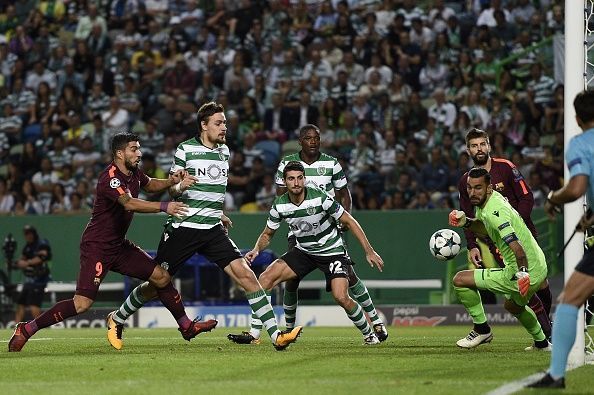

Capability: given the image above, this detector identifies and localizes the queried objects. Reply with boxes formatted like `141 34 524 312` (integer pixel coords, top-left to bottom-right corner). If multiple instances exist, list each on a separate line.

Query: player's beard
124 158 139 171
470 194 487 207
471 152 489 166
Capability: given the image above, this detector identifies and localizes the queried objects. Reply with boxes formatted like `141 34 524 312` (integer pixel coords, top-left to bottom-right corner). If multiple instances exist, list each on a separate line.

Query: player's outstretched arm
245 226 276 265
338 212 384 272
448 210 488 237
143 170 186 194
117 194 189 217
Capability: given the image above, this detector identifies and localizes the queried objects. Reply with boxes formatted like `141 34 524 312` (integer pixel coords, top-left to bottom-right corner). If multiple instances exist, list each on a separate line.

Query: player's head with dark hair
299 124 321 158
283 161 306 197
283 161 305 179
197 101 225 133
111 133 142 171
573 90 594 126
197 101 227 145
467 167 492 207
465 128 489 147
465 128 491 166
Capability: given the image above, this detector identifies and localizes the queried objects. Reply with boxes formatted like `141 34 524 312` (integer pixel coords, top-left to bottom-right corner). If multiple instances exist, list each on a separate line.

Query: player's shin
283 289 298 330
25 299 78 335
454 286 489 331
549 304 579 378
515 305 546 342
528 294 552 339
349 279 382 326
155 282 191 329
346 302 372 336
113 285 149 325
246 289 280 342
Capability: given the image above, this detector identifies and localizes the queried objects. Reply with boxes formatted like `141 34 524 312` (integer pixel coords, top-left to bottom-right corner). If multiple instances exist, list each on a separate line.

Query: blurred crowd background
0 0 566 216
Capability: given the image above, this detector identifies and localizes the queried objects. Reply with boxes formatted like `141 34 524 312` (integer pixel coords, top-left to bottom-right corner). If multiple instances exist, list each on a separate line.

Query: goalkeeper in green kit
448 167 549 350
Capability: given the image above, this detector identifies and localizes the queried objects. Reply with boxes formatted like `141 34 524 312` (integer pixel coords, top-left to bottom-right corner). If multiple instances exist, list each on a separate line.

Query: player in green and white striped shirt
228 161 385 345
275 124 388 341
106 102 302 351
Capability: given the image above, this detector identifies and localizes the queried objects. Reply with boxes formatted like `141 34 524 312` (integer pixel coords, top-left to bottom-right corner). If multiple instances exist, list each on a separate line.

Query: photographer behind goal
14 225 51 323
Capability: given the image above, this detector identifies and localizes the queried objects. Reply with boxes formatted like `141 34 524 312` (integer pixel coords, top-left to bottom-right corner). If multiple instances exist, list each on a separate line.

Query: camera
2 234 17 264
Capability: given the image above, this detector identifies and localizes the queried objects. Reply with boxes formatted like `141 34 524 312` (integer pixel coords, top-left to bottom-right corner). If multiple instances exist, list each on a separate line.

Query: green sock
349 279 382 326
113 285 148 325
246 289 279 342
283 290 298 329
515 306 546 342
346 303 372 336
454 285 487 324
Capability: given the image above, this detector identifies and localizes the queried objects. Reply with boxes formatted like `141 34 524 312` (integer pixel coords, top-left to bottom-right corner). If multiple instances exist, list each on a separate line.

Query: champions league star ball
429 229 461 261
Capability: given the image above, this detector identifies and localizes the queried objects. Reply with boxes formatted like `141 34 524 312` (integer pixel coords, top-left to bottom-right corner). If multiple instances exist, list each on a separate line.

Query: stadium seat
255 140 280 168
239 202 259 212
281 140 301 156
9 144 23 155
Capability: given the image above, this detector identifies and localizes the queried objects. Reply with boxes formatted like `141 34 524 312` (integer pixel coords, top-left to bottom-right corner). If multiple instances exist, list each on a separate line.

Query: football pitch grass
1 326 593 395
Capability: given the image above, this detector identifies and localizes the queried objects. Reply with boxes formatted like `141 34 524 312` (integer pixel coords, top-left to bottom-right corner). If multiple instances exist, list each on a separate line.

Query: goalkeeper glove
448 210 468 228
516 267 530 297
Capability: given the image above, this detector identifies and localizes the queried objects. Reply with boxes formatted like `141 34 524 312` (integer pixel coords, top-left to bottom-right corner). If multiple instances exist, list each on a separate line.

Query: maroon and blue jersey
458 157 536 251
81 163 149 252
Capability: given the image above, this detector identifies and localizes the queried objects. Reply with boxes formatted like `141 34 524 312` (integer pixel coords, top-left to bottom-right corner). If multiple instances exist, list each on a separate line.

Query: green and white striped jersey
168 137 229 230
275 152 347 197
267 186 346 256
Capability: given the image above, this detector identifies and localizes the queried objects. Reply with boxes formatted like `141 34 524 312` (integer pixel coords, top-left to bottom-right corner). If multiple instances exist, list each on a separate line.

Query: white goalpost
565 0 592 368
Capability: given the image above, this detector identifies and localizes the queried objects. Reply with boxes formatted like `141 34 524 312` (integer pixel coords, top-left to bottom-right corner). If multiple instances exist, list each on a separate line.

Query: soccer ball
429 229 461 261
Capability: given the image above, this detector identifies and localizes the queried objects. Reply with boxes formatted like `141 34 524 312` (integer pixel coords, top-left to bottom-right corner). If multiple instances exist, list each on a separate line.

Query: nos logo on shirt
197 165 228 180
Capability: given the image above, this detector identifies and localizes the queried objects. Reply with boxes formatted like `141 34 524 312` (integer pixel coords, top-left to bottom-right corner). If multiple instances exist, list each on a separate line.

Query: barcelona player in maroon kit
8 133 217 352
457 128 553 340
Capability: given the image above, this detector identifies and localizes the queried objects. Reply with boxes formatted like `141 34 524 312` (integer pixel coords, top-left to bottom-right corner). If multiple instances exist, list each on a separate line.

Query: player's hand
469 247 483 268
244 249 259 265
169 169 185 185
576 209 594 232
179 173 198 191
366 250 384 272
448 210 467 228
544 199 561 220
516 267 530 297
221 214 233 233
165 202 189 218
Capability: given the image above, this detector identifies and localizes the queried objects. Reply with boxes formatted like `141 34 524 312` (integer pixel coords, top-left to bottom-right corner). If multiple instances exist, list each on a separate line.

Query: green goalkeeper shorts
473 265 547 306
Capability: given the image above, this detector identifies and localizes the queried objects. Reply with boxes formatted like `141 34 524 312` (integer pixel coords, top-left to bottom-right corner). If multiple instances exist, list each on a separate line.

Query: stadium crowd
0 0 566 215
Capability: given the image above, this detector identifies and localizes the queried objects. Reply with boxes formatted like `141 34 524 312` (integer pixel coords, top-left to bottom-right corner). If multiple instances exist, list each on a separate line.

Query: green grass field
0 326 592 395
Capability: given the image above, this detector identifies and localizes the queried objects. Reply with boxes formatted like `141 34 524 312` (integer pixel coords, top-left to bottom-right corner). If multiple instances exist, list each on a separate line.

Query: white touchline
485 366 580 395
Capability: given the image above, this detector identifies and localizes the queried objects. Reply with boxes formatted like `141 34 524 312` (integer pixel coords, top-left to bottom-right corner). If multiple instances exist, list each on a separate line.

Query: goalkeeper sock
514 306 546 342
346 302 372 336
113 285 148 325
549 304 579 379
350 279 382 326
246 289 279 342
454 285 487 326
283 289 298 330
249 290 271 338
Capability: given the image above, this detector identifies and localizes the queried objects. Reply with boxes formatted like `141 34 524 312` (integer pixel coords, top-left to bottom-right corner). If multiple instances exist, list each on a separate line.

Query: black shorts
156 224 243 274
17 283 46 307
575 249 594 276
287 234 356 280
280 248 352 292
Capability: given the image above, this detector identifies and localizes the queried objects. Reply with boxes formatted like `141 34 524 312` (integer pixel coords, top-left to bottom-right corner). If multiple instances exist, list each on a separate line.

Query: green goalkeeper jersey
475 191 547 275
